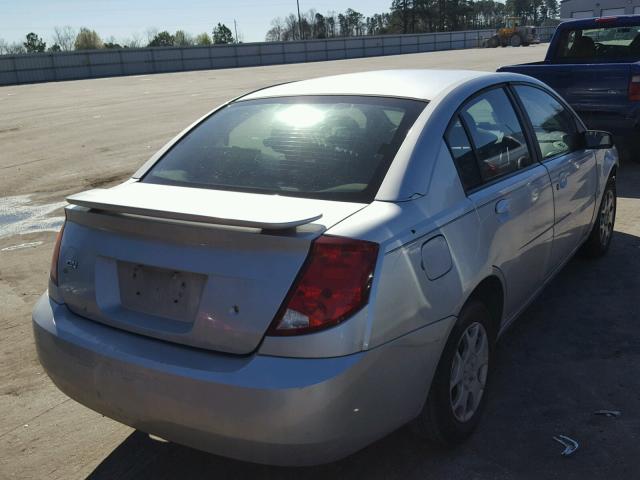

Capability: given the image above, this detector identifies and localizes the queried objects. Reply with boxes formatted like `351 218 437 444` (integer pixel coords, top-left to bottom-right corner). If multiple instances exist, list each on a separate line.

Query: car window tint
514 85 579 160
445 117 482 190
557 25 640 60
142 96 426 203
460 88 534 182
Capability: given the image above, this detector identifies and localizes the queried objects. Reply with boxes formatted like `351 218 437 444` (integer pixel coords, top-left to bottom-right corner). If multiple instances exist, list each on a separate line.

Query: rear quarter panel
330 141 499 349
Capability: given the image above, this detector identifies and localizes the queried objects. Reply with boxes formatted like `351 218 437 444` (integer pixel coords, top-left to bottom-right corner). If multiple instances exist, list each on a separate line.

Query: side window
445 117 482 190
460 88 534 182
514 85 579 160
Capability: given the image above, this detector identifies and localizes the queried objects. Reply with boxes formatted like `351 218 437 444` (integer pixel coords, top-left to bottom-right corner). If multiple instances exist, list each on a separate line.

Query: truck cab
499 15 640 161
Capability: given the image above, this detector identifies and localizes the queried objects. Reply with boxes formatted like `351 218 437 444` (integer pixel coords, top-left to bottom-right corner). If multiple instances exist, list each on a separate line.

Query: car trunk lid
57 182 366 354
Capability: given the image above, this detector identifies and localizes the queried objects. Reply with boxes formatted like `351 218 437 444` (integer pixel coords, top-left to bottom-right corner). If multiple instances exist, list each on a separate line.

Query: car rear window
143 95 426 203
556 24 640 60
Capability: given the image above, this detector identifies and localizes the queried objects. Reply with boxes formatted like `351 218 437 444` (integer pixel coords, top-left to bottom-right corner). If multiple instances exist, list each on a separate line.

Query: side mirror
583 130 614 149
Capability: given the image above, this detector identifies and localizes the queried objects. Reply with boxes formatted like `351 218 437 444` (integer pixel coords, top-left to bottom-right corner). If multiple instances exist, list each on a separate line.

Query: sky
0 0 394 45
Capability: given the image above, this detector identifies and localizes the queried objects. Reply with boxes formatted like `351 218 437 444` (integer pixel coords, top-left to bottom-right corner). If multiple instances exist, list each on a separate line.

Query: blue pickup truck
499 15 640 161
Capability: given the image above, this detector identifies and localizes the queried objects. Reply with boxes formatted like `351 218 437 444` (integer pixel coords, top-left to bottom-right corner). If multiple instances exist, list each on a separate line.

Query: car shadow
616 161 640 199
87 227 640 480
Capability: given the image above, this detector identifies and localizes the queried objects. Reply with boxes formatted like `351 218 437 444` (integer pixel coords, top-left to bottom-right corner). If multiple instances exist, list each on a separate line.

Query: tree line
0 0 561 55
266 0 560 41
0 23 237 55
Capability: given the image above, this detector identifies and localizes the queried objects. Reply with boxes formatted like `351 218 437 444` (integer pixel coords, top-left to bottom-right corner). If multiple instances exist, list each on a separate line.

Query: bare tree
326 11 338 37
145 27 159 44
284 14 299 40
0 39 26 55
266 18 286 41
125 33 144 48
52 26 76 51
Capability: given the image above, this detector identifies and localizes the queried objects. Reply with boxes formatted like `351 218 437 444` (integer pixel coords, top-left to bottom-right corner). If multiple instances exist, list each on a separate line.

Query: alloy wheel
599 189 615 247
450 322 489 423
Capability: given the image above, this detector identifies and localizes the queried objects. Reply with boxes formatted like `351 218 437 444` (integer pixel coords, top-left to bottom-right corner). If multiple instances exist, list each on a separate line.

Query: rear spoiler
67 182 323 230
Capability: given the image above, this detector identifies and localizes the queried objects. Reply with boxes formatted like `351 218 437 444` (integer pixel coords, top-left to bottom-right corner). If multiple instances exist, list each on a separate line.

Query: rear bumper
33 293 453 466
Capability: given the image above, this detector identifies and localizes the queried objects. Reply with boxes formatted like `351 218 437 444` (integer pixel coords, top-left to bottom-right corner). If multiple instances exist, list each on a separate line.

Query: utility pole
233 19 238 43
297 0 303 40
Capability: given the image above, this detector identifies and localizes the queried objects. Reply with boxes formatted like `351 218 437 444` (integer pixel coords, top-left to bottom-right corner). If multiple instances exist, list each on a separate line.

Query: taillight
49 221 66 286
595 17 617 24
268 235 379 336
629 75 640 101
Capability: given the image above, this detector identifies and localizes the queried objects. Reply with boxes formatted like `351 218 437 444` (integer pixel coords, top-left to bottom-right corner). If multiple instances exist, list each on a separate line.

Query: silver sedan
33 69 618 466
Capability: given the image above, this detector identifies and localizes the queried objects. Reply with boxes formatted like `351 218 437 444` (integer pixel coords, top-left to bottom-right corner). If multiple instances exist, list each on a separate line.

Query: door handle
557 174 568 190
495 199 511 215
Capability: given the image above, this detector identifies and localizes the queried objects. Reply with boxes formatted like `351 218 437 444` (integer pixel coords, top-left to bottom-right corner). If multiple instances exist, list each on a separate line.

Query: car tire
411 300 495 446
581 175 616 258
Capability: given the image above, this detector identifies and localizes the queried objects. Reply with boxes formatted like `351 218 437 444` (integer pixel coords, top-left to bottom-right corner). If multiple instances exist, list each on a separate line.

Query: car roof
558 14 640 30
240 69 492 102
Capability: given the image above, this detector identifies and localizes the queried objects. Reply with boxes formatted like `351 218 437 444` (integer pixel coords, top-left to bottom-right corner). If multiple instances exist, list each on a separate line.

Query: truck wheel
581 175 616 258
510 35 522 47
411 300 495 446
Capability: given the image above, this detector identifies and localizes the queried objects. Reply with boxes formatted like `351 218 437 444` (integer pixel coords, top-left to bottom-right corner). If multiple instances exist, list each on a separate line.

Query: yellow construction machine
485 17 540 47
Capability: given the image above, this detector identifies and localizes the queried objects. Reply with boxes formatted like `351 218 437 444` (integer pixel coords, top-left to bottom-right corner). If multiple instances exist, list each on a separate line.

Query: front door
513 84 598 272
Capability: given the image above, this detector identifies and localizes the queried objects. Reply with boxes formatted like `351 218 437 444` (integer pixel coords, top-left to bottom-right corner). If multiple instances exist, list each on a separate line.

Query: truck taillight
629 75 640 102
267 236 379 336
49 221 66 286
595 17 617 24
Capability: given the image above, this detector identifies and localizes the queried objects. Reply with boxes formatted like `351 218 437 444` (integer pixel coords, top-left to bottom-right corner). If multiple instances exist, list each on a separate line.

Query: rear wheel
486 37 499 48
510 34 522 47
412 300 495 446
581 176 616 257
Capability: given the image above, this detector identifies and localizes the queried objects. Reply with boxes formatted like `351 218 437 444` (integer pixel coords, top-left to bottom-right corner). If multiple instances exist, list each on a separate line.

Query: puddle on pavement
0 195 66 240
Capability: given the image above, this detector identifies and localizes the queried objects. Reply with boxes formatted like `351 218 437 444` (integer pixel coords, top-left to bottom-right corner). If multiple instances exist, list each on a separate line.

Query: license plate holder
117 261 206 322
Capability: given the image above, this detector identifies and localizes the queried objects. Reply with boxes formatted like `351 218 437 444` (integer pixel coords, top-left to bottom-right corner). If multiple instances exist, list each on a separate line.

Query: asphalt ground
2 44 640 479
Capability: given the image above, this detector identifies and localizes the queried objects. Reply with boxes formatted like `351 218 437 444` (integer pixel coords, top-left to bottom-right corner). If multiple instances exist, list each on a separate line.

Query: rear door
512 84 598 272
446 86 555 320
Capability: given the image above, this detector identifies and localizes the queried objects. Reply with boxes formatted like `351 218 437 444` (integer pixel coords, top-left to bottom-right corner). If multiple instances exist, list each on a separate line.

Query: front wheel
510 35 522 47
581 176 616 257
411 300 495 446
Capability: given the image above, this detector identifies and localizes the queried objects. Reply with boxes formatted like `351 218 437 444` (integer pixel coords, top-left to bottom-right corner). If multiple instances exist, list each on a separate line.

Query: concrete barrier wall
0 27 557 86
